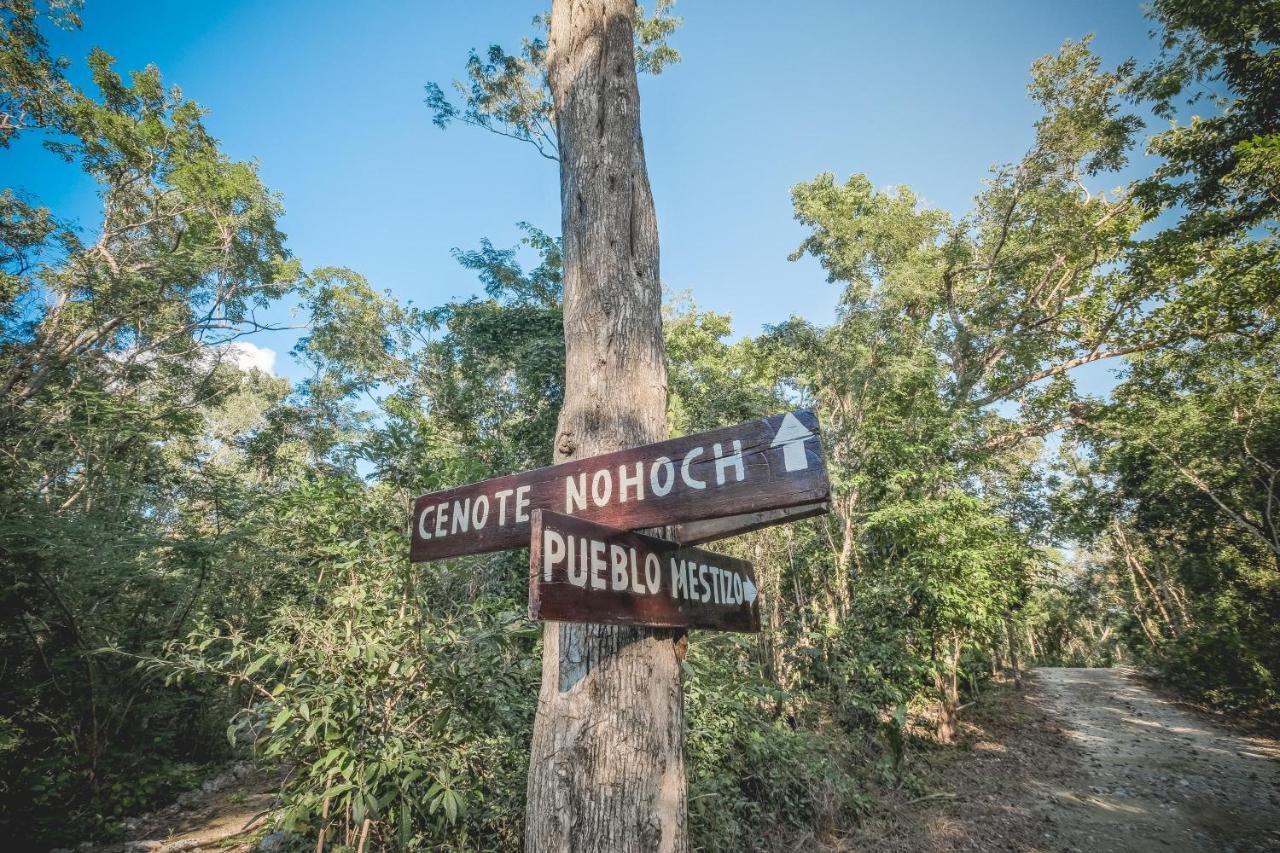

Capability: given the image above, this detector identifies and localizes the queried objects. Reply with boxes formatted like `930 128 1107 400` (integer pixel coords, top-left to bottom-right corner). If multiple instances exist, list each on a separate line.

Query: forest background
2 0 1277 849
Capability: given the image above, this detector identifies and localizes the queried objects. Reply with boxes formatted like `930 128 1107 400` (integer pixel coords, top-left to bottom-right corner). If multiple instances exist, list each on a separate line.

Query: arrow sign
530 510 761 632
410 410 830 562
771 411 816 472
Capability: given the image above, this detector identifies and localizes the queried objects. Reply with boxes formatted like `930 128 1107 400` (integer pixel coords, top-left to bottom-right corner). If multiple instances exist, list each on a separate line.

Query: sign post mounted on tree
412 0 827 848
526 0 686 848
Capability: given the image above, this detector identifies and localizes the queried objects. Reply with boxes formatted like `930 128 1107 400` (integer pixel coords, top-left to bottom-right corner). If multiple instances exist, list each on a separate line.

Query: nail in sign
409 411 828 562
530 510 760 632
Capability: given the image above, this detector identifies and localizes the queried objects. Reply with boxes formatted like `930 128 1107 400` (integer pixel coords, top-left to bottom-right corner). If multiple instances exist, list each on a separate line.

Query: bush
684 634 865 852
157 541 539 851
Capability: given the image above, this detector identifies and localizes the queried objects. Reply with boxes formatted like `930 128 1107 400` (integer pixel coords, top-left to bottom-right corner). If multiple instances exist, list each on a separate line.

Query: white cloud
219 342 278 375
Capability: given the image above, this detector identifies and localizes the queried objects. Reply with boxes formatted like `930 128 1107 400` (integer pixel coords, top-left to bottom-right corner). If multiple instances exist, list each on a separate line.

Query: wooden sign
672 501 829 546
529 510 760 632
409 411 828 562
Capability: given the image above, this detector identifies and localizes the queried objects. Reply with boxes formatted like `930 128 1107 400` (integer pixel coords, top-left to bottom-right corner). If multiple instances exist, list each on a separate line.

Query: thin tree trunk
833 502 854 618
1005 614 1022 690
1113 520 1176 637
934 636 961 744
1149 557 1188 633
755 537 788 700
1121 553 1161 646
524 2 686 851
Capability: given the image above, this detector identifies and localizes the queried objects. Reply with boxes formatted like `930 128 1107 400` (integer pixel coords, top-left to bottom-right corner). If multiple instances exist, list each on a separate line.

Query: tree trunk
755 537 788 705
934 636 961 744
1112 520 1175 637
1121 554 1161 647
1005 614 1022 690
524 2 687 851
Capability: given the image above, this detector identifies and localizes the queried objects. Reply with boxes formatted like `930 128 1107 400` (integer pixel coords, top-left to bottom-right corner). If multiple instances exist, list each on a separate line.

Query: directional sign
529 510 760 632
409 410 828 562
773 412 814 471
672 501 829 547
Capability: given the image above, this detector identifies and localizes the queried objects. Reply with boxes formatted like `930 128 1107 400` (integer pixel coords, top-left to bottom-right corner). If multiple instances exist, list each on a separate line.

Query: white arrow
771 412 814 472
741 578 758 605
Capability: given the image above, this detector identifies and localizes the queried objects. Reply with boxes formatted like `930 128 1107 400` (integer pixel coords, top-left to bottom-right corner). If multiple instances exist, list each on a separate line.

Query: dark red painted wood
529 511 760 632
409 410 829 562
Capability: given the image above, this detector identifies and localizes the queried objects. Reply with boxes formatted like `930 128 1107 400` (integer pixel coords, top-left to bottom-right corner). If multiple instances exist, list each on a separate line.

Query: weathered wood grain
671 501 830 546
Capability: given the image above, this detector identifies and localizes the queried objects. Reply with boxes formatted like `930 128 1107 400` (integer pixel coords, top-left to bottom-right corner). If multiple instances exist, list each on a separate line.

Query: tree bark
934 635 961 744
1005 614 1022 690
524 2 687 851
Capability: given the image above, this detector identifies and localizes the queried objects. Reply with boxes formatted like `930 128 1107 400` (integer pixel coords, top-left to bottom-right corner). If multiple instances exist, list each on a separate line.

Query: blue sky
12 0 1160 383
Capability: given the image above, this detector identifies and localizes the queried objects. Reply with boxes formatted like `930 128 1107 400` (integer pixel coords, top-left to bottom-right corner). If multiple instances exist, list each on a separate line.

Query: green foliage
424 1 681 160
5 1 1279 849
863 494 1028 644
0 0 81 147
1128 0 1280 236
155 512 539 850
1037 0 1279 714
1053 331 1280 713
0 5 307 839
683 635 864 852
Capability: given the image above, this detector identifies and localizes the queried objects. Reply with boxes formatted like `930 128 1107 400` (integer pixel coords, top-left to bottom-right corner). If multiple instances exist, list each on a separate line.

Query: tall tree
523 1 685 850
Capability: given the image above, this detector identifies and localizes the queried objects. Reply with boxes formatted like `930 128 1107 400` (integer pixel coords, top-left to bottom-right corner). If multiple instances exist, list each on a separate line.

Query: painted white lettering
671 558 687 599
590 540 607 590
495 489 514 525
471 495 490 529
515 485 531 522
698 564 712 602
645 553 661 595
566 474 587 514
543 529 565 581
618 461 644 502
713 440 745 486
628 547 644 593
435 502 449 537
610 544 628 591
591 469 612 507
650 457 675 497
451 498 471 534
733 572 743 604
681 447 707 490
567 535 588 587
417 505 434 540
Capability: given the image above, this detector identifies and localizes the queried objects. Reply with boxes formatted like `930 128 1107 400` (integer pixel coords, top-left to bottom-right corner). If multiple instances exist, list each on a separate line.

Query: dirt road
848 668 1280 852
76 668 1280 852
1027 667 1280 852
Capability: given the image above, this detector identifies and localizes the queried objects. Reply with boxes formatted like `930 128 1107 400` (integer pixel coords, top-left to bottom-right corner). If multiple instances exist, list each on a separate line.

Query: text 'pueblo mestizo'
539 523 757 606
528 510 762 632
